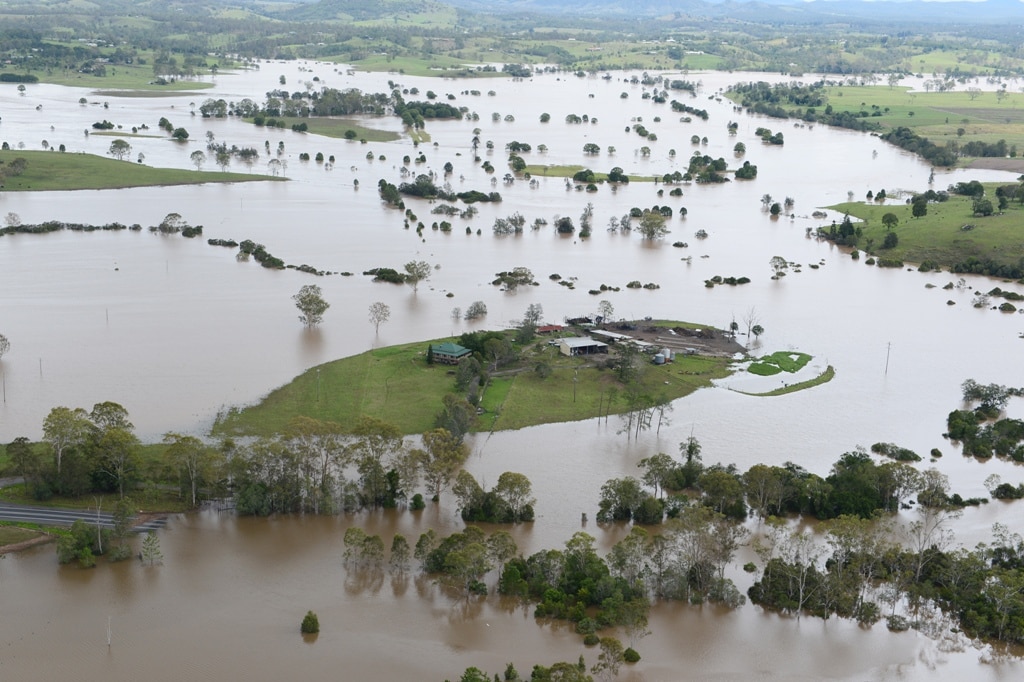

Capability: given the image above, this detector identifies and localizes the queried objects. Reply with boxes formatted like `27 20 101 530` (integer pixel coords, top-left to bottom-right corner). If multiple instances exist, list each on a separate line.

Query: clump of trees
749 514 1024 646
947 379 1024 459
230 418 471 515
453 471 535 523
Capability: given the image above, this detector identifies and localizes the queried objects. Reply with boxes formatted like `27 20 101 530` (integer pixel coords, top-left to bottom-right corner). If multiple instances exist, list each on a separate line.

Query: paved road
0 502 169 533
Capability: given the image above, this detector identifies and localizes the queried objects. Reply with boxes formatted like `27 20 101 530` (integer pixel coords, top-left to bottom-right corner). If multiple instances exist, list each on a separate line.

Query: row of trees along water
6 381 1023 650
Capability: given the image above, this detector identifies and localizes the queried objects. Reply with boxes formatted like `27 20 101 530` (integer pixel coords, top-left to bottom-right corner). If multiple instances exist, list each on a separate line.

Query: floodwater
1 63 1024 680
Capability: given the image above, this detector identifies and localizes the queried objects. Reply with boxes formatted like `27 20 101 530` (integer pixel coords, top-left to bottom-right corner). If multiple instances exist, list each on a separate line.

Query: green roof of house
431 342 470 356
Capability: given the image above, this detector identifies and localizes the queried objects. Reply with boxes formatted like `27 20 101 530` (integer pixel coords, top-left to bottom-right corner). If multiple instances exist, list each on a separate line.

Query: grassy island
244 117 401 142
0 151 271 191
825 182 1024 276
213 322 741 438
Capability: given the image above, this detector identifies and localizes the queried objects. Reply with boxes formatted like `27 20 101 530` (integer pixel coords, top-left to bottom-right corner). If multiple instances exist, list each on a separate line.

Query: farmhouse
431 342 472 365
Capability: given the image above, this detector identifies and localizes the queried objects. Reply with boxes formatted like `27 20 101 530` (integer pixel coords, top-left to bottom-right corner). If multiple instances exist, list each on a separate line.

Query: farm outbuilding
558 337 609 357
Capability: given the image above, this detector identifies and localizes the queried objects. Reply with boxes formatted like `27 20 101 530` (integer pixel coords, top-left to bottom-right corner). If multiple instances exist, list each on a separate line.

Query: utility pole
885 342 891 375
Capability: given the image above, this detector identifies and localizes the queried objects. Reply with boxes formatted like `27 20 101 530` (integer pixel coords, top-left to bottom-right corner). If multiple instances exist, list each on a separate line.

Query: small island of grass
747 351 812 376
245 116 401 143
213 321 742 438
0 150 273 191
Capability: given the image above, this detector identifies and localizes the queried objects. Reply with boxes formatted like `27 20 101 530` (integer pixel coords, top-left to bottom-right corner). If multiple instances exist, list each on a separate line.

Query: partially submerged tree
368 301 390 333
769 256 788 279
107 139 131 161
293 284 329 328
637 211 669 240
403 260 432 292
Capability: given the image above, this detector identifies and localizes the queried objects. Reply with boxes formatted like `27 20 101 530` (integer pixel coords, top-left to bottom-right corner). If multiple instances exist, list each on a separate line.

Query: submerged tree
368 301 390 334
403 260 432 292
293 284 329 328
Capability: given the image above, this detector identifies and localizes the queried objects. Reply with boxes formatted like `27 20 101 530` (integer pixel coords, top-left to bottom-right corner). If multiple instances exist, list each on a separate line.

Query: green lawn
826 184 1024 270
0 150 271 191
212 333 735 438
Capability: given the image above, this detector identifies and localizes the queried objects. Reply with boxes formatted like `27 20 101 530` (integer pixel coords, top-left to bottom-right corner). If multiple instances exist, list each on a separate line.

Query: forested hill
439 0 1024 22
278 0 455 22
5 0 1021 25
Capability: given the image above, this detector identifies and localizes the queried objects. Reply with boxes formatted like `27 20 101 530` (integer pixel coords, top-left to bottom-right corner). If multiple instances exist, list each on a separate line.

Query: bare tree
743 307 760 344
0 333 9 361
368 301 390 333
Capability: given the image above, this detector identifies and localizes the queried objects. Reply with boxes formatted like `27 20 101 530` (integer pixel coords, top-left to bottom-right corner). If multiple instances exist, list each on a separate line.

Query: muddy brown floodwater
1 63 1023 680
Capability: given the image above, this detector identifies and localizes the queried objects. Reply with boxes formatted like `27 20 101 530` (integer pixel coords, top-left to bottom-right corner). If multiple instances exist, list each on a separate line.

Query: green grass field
0 150 270 191
815 85 1024 155
212 333 734 437
247 117 400 143
826 184 1024 269
523 165 657 183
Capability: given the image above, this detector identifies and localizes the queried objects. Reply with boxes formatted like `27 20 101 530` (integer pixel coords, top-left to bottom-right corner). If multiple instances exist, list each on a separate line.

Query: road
0 502 169 532
0 480 170 533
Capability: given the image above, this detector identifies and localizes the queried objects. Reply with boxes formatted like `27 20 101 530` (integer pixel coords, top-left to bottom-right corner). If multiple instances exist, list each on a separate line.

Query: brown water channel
1 64 1024 679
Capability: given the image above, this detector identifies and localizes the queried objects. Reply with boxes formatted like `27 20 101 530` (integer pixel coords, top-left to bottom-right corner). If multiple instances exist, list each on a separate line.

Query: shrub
583 633 600 646
575 618 597 635
623 648 641 663
410 493 426 510
301 611 320 634
870 442 922 462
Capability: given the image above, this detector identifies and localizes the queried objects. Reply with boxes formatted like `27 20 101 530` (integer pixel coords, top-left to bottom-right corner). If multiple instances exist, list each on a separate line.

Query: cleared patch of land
0 150 271 191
